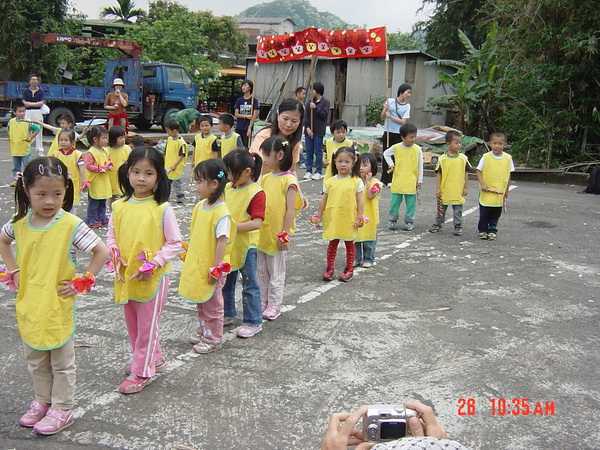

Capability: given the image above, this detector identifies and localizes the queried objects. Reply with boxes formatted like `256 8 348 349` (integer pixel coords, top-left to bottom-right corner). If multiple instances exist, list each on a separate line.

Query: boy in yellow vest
428 131 471 236
218 113 243 159
192 115 219 168
164 118 188 203
7 102 40 184
476 131 514 240
383 123 423 231
323 119 353 181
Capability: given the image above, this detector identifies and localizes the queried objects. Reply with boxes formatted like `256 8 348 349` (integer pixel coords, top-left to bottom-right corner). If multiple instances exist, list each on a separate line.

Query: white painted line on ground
72 184 518 421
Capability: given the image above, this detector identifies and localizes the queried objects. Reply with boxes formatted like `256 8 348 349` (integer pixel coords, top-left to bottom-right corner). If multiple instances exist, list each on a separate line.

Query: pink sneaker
236 324 263 338
19 400 49 427
123 357 167 375
119 374 150 395
263 306 281 321
33 408 73 435
261 302 268 312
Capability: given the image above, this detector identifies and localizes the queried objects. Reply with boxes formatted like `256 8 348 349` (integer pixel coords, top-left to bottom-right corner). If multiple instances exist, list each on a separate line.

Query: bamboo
248 61 259 148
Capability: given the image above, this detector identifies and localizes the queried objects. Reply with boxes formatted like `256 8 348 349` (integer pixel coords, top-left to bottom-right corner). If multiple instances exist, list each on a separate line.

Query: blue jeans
355 240 377 264
305 133 324 175
12 155 30 178
86 195 107 225
223 248 262 325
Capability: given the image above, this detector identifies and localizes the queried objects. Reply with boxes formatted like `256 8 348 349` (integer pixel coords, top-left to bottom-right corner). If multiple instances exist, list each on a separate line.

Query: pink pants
123 275 168 378
196 277 225 341
257 250 286 307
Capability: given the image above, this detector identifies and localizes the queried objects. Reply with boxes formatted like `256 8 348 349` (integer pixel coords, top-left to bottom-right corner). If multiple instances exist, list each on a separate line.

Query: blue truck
0 33 198 130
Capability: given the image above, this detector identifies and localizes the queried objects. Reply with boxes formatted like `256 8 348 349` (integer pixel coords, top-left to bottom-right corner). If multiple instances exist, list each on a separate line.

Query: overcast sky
70 0 432 34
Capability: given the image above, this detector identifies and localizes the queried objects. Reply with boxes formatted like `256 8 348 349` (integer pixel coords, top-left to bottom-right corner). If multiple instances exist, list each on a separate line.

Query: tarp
256 27 387 64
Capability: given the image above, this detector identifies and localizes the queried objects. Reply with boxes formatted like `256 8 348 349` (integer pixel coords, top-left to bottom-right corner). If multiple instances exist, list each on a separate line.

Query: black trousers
478 204 502 233
381 131 402 185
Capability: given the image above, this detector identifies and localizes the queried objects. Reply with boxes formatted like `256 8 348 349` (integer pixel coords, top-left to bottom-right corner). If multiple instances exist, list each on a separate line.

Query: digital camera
363 405 419 442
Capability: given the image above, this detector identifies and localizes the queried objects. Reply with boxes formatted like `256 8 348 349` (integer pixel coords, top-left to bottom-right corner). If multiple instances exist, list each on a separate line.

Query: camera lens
380 421 406 439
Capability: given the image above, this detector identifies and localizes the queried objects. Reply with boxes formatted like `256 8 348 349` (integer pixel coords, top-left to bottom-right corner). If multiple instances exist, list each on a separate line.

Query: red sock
344 241 355 270
327 240 339 267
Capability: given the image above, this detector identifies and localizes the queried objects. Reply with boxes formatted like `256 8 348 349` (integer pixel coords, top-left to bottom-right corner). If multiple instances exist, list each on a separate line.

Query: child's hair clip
57 165 63 175
281 141 288 147
217 170 225 179
38 164 45 175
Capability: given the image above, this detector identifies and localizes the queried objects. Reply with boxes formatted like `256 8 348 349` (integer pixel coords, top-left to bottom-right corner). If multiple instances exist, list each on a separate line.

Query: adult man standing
22 74 46 156
303 82 330 181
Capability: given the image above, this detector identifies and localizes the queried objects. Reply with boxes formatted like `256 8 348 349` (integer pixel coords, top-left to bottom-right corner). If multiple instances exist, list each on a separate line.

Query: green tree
425 25 501 138
415 0 487 59
123 1 246 85
100 0 146 23
386 31 426 52
0 0 83 82
238 0 350 31
487 0 600 168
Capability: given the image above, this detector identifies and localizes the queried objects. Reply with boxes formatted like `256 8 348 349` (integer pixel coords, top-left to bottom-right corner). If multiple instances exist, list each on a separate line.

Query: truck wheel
47 106 75 128
161 106 181 131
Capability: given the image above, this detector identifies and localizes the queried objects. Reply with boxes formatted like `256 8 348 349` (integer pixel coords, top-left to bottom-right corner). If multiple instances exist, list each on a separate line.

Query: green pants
389 193 417 223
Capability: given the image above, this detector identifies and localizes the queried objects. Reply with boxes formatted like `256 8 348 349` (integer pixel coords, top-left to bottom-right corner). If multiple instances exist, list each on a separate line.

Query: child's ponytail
223 148 263 184
260 136 293 171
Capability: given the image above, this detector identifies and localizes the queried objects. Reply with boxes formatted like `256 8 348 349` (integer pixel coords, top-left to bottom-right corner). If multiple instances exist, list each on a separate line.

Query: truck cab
135 62 197 130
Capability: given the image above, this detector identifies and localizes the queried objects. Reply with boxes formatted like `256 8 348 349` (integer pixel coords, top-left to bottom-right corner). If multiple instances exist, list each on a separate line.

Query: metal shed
246 50 454 127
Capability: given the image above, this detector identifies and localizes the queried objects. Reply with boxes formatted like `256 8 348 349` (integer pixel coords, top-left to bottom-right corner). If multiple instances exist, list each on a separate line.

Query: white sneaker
311 173 322 180
303 172 312 180
362 262 373 268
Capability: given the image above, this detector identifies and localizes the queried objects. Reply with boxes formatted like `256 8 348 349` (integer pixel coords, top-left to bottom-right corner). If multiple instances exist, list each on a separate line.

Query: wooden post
248 61 259 148
385 53 390 149
307 56 316 131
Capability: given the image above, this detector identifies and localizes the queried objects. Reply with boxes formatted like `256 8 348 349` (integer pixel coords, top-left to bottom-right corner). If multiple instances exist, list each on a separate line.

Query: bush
366 95 386 127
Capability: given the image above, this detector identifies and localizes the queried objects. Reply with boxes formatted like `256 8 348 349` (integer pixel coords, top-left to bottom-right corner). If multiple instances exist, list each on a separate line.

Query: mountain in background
237 0 355 30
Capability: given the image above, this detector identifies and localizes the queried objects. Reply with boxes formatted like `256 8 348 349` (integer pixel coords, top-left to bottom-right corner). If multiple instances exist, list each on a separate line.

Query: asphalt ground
0 130 598 449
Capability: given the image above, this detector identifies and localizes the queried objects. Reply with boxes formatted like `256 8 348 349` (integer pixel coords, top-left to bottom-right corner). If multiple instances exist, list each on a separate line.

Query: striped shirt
1 212 101 253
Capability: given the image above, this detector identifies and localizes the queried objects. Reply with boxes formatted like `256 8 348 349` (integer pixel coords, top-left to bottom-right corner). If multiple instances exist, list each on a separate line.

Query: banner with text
256 27 387 63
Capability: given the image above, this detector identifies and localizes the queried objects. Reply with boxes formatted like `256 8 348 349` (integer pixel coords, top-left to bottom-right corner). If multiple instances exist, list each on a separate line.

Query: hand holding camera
321 401 449 449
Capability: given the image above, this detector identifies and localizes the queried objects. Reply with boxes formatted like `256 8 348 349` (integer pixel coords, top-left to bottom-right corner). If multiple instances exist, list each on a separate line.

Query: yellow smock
193 133 217 167
165 137 188 180
112 196 170 304
179 201 235 303
258 172 302 255
390 143 421 194
8 118 31 156
86 147 112 200
356 177 381 242
479 152 512 207
225 182 263 270
220 132 240 158
437 153 470 205
14 211 80 350
322 175 361 241
107 144 131 195
52 148 83 206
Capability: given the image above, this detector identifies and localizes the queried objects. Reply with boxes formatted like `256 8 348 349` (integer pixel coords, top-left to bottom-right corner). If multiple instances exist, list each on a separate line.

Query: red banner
256 27 387 64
